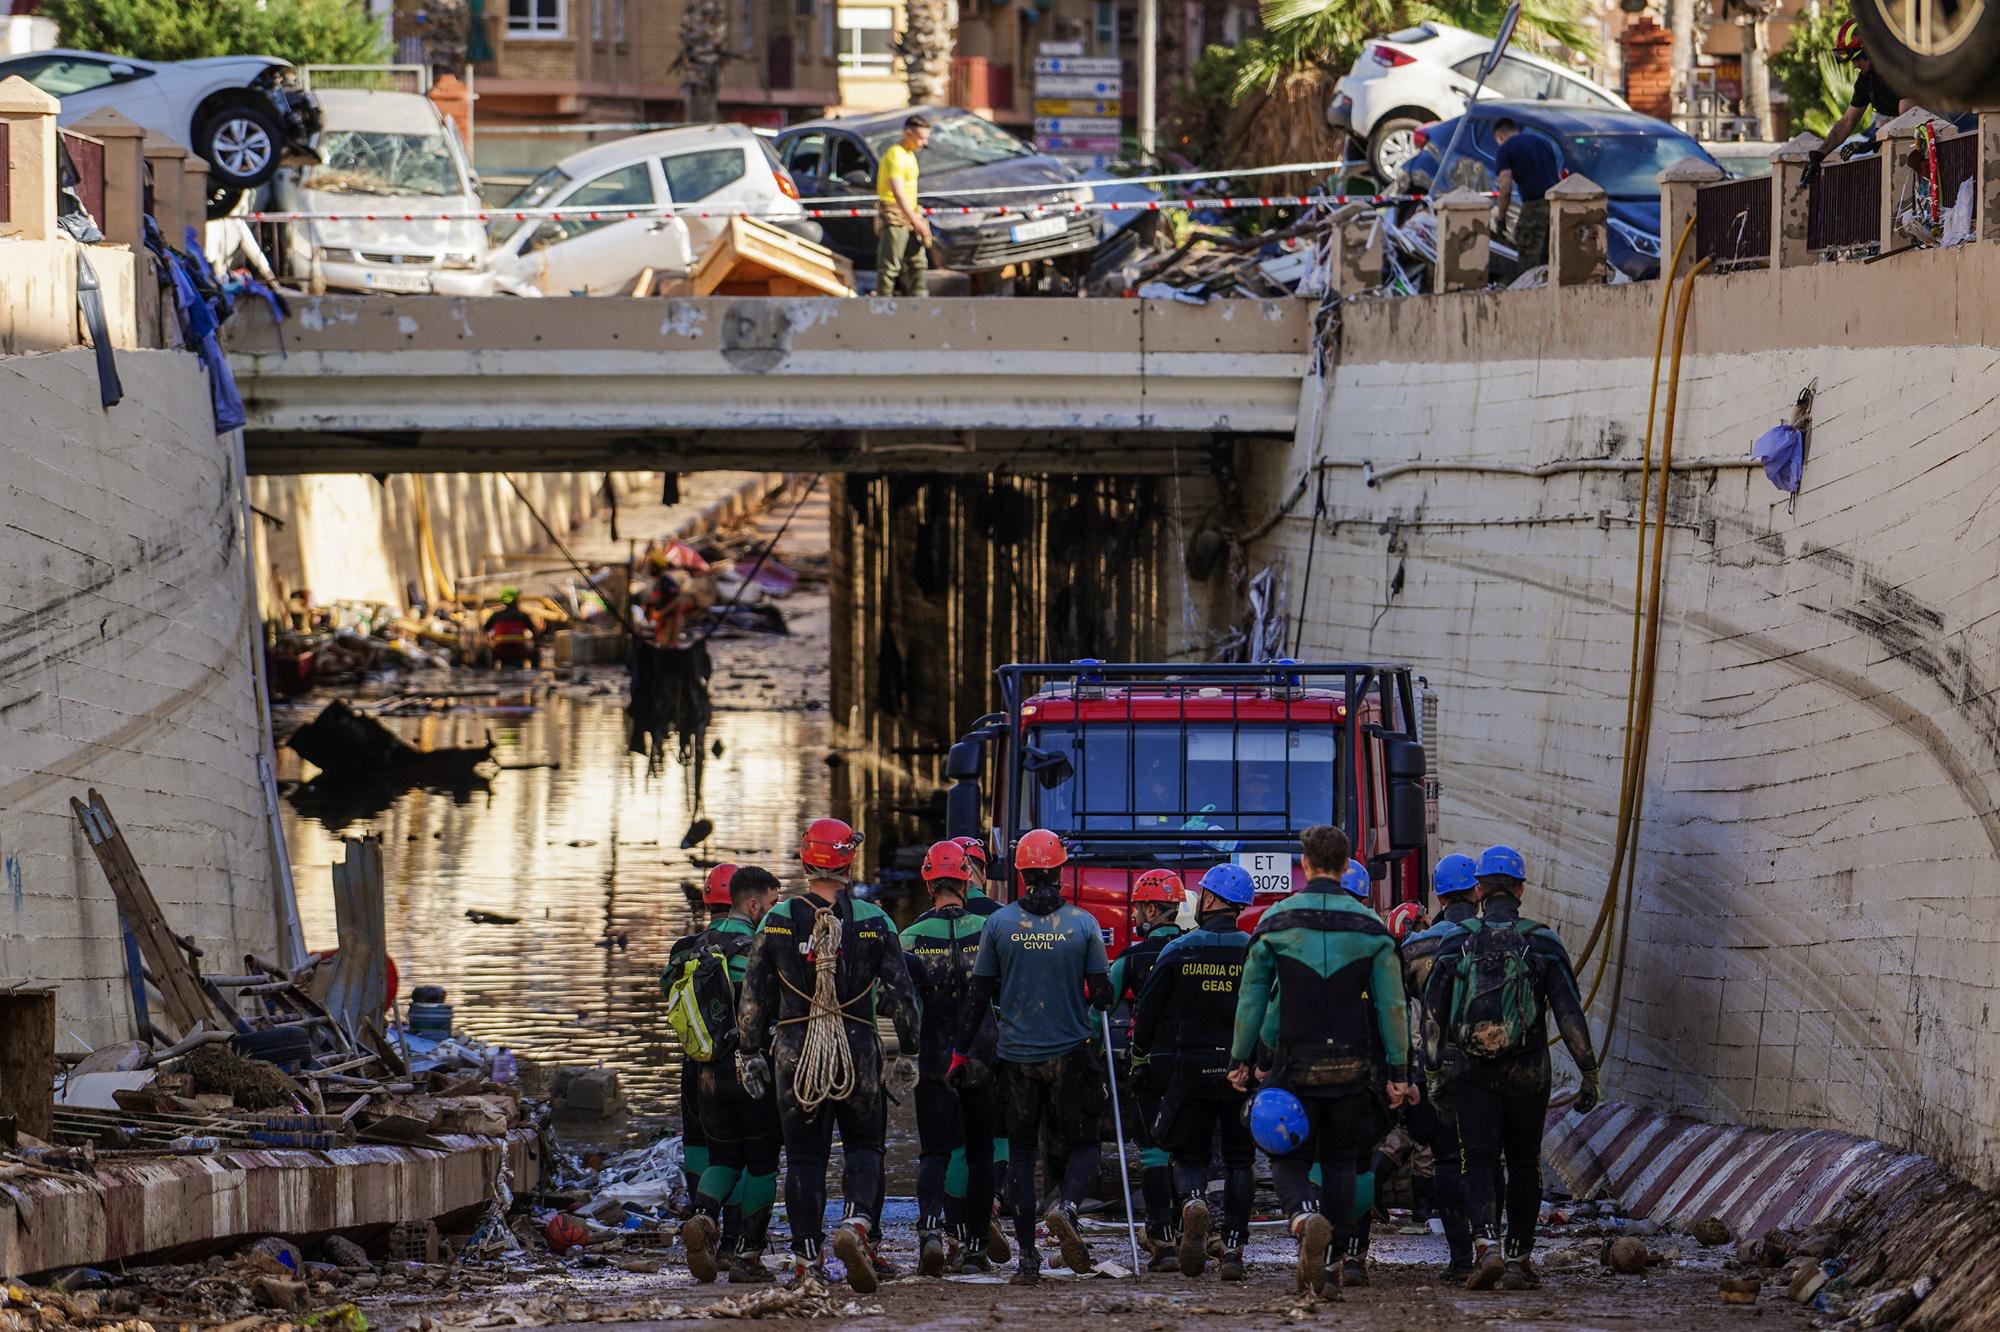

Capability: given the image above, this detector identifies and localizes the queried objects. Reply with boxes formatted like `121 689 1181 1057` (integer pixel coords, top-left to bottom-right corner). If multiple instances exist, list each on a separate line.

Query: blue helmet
1434 853 1478 897
1477 844 1527 881
1198 862 1256 907
1339 859 1372 900
1247 1087 1310 1155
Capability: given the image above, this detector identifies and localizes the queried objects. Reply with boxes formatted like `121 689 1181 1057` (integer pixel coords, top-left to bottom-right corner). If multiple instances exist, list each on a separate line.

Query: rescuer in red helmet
898 840 1005 1276
1804 21 1914 188
1107 868 1188 1269
662 862 738 1259
952 835 1002 917
736 817 920 1293
948 829 1112 1284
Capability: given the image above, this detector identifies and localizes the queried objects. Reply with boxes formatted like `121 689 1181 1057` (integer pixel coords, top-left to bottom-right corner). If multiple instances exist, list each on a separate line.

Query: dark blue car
1400 102 1722 279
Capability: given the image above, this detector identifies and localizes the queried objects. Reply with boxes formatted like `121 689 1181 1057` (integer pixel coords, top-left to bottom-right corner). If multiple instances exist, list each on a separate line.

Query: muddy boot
1500 1254 1541 1290
728 1251 773 1284
1011 1251 1043 1286
1465 1241 1507 1291
1292 1213 1334 1297
1218 1250 1246 1282
919 1230 947 1279
1045 1201 1092 1273
1342 1234 1369 1288
786 1246 825 1289
1177 1198 1211 1277
985 1219 1012 1265
682 1213 720 1284
830 1222 877 1294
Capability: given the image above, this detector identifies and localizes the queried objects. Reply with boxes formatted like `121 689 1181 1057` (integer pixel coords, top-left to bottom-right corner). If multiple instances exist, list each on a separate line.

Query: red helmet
1835 19 1864 55
702 863 739 907
800 817 863 872
1014 828 1068 870
1131 869 1184 904
952 835 989 868
1386 900 1427 942
922 840 971 883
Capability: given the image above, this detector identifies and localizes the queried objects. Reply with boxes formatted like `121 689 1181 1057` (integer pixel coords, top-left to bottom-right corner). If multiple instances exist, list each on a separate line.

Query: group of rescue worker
661 815 1601 1296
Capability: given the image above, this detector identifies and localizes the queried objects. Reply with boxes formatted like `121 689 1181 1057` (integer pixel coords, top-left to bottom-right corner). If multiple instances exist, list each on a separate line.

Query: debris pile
1086 210 1329 302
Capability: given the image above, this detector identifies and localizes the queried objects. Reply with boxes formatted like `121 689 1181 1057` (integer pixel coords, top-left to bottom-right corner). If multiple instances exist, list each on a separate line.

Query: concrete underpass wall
1 347 277 1044
1248 246 2000 1185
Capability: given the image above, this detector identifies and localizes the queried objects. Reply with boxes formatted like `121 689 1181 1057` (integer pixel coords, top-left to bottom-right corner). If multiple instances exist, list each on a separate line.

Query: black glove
736 1050 771 1101
1800 146 1827 189
946 1051 990 1092
1574 1066 1603 1116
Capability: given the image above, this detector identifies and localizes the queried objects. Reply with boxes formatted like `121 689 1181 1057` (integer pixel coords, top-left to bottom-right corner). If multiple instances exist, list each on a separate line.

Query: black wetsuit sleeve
1533 930 1598 1072
1084 970 1112 1012
738 917 779 1053
956 973 1000 1053
873 919 923 1054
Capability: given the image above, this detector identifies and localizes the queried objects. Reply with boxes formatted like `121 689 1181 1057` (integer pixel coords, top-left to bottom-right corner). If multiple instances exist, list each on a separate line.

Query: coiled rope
777 906 867 1110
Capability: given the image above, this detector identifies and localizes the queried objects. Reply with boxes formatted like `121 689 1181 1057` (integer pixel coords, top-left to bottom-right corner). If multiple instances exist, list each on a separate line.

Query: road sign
1034 116 1120 136
1051 152 1115 171
1034 98 1120 117
1040 135 1122 154
1038 39 1085 56
1034 74 1122 98
1033 56 1122 75
1480 0 1522 77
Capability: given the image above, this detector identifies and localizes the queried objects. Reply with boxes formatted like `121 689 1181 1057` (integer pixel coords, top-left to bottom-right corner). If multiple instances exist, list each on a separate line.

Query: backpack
1444 920 1542 1061
663 932 750 1062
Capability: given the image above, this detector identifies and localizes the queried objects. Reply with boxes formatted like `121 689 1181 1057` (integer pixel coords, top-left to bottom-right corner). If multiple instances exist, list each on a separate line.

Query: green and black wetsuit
901 902 1000 1246
1110 918 1184 1244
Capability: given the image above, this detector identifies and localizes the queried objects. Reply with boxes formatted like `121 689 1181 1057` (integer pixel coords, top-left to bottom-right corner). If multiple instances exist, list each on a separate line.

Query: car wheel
1852 0 2000 106
1368 116 1428 181
199 100 282 190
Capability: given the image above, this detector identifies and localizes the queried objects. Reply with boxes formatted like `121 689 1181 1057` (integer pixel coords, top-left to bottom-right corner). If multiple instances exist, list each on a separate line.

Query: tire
1852 0 2000 108
198 99 283 190
1368 114 1429 180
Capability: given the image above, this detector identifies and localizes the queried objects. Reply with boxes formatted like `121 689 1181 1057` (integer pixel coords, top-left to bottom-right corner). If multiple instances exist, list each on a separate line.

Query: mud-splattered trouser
915 1077 999 1243
695 1063 781 1256
1454 1057 1548 1260
1158 1086 1253 1249
1131 1065 1175 1242
1271 1089 1385 1241
999 1045 1106 1253
775 1037 886 1259
681 1059 709 1178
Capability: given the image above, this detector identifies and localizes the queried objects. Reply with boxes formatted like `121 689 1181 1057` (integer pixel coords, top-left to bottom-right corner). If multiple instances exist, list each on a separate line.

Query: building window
738 0 756 54
508 0 566 36
592 0 603 40
1095 0 1114 46
615 0 626 41
838 5 894 71
822 2 836 61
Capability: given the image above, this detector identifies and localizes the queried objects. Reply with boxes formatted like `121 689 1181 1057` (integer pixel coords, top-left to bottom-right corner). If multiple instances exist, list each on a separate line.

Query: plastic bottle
169 1135 219 1154
492 1047 518 1084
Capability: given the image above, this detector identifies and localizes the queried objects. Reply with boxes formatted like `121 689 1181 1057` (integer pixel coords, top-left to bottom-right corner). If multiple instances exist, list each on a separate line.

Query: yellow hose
1591 256 1711 1053
1576 216 1697 976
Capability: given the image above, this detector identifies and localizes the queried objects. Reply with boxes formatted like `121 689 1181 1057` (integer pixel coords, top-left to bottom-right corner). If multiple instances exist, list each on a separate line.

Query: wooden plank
690 215 856 299
71 791 213 1040
0 990 55 1141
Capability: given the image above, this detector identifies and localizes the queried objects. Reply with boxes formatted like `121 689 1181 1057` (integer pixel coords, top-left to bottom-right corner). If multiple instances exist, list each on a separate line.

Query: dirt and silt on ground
266 494 1813 1329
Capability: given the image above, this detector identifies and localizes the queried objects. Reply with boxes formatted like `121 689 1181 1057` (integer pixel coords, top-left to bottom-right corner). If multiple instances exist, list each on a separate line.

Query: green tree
1771 3 1854 136
44 0 386 66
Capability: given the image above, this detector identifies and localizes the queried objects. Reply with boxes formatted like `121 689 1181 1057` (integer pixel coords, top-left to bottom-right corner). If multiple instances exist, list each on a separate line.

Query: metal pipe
1350 455 1765 487
1137 0 1158 160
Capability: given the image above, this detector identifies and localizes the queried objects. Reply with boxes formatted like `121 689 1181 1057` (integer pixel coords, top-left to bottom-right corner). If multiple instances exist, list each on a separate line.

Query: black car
774 108 1101 276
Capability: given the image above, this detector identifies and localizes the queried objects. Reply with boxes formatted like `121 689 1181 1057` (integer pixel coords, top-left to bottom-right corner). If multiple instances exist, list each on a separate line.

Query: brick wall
1622 17 1674 121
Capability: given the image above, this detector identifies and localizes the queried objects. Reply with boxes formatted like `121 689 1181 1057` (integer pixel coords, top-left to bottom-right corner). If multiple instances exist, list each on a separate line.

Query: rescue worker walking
901 841 1004 1276
1398 852 1480 1279
736 818 921 1293
1228 825 1416 1297
1331 857 1390 1284
676 866 783 1284
950 829 1112 1285
1107 868 1187 1269
666 864 738 1243
1424 844 1602 1292
1131 863 1255 1281
953 836 1003 916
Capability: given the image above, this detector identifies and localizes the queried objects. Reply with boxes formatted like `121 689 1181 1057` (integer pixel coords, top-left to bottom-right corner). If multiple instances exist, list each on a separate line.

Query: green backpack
1444 920 1542 1061
663 933 749 1062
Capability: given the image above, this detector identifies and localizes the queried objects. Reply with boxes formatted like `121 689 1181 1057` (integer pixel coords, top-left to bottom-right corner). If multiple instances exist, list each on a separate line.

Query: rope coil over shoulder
778 906 876 1110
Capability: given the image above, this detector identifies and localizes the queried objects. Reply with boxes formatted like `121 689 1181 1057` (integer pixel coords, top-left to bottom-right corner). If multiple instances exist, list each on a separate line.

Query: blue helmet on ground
1198 862 1256 906
1477 844 1527 881
1247 1087 1310 1155
1339 859 1372 900
1434 853 1478 897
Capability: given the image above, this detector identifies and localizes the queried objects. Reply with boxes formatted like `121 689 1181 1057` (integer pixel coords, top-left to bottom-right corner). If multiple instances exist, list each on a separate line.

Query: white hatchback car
484 124 812 296
1327 22 1628 179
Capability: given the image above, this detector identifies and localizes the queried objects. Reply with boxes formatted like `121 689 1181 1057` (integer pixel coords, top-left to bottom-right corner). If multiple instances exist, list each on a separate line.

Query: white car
0 49 320 203
276 90 487 297
1326 22 1627 179
484 124 813 296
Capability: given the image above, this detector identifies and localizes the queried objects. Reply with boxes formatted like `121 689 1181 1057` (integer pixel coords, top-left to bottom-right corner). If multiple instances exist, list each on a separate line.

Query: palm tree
897 0 953 104
678 0 729 123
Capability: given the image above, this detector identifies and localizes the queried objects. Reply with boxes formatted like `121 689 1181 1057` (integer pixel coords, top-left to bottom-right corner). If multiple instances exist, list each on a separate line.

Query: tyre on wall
1853 0 2000 108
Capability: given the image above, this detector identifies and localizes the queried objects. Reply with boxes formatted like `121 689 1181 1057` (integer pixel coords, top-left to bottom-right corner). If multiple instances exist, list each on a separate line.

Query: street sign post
1035 39 1123 167
1433 0 1521 195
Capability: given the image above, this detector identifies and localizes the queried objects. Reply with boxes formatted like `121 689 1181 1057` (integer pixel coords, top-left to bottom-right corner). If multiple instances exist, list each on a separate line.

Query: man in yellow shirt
876 114 933 297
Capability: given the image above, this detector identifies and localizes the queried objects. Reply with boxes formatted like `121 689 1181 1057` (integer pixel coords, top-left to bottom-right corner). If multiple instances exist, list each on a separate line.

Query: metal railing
1807 153 1881 253
1936 131 1977 224
1693 173 1769 268
302 64 431 93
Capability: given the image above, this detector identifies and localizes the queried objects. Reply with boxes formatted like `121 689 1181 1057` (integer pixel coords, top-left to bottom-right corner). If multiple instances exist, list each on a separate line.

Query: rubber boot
831 1221 877 1294
1045 1201 1092 1273
1218 1249 1246 1282
1177 1197 1211 1277
1292 1213 1334 1297
682 1213 720 1284
919 1229 947 1279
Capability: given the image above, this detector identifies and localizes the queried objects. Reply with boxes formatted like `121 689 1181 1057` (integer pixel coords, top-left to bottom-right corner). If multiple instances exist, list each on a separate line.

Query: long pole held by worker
1099 1008 1144 1275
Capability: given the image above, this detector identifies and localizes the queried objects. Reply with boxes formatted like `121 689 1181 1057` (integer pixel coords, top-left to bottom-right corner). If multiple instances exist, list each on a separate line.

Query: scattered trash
551 1067 626 1118
1718 1275 1761 1305
1691 1215 1732 1246
1605 1236 1650 1273
545 1212 590 1254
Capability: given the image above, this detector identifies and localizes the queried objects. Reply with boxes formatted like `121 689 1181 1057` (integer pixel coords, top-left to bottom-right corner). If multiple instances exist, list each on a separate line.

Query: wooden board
0 988 56 1141
71 791 214 1041
688 215 856 299
325 837 386 1045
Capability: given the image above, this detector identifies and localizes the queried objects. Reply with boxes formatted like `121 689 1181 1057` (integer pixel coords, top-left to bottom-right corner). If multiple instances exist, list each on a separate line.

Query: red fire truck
944 660 1438 954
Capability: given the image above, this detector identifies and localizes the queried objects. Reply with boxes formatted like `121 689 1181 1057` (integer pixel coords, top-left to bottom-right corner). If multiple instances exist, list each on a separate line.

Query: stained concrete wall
0 346 277 1044
1250 245 2000 1185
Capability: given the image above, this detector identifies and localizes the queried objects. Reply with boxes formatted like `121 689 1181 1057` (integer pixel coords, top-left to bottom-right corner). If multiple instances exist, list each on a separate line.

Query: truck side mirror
946 737 983 781
1384 737 1426 781
946 779 983 841
1384 737 1427 851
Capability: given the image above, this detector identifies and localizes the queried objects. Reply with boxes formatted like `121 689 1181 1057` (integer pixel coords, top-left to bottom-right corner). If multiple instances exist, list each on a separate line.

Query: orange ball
545 1212 589 1254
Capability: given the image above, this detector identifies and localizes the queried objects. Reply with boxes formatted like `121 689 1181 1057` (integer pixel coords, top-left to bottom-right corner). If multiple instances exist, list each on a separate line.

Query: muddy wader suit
738 889 920 1282
1109 914 1184 1260
1424 880 1598 1290
901 897 1002 1272
1399 894 1479 1274
672 912 781 1280
1132 906 1253 1278
1232 878 1410 1294
953 874 1111 1282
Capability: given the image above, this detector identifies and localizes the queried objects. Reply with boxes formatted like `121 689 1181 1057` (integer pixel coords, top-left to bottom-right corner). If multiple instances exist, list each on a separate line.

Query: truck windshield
1028 722 1339 851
